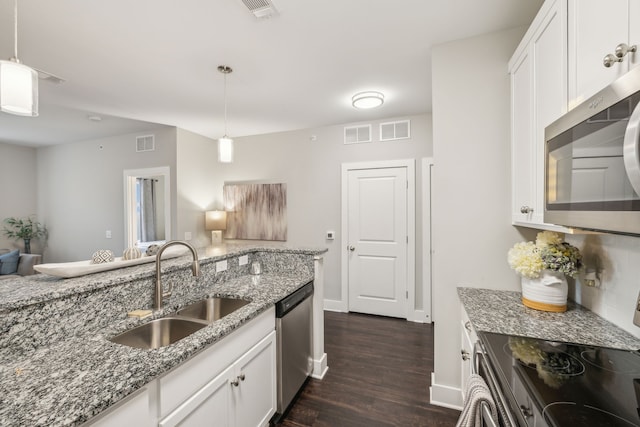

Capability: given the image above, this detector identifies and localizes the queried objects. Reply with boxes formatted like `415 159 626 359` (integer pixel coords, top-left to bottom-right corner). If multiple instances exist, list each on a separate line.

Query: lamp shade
206 210 227 230
0 60 38 117
218 136 233 163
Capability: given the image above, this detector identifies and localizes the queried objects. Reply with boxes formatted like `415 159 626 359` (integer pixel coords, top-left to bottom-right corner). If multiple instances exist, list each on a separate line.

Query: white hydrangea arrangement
508 231 582 279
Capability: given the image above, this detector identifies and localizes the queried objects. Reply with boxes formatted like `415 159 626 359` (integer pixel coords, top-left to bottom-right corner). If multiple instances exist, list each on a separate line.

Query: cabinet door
232 331 276 427
568 0 629 107
159 365 233 427
511 48 535 224
532 0 567 225
87 388 151 427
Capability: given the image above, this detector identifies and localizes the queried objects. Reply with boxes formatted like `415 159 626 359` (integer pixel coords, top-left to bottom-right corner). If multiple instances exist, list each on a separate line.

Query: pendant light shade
218 136 234 163
0 60 38 116
1 0 39 117
217 65 233 163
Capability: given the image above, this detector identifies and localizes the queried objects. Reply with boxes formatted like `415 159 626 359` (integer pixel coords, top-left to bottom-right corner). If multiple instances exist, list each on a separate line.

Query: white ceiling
0 0 543 147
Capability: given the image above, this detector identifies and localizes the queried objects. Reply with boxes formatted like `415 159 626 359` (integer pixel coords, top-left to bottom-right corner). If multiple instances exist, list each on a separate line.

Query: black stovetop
479 331 640 426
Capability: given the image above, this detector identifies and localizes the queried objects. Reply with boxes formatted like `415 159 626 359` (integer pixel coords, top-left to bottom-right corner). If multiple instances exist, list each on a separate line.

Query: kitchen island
0 243 327 426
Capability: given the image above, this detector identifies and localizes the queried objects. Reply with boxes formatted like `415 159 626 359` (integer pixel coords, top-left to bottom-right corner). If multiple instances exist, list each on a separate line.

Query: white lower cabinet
460 307 477 395
84 308 276 427
160 331 276 427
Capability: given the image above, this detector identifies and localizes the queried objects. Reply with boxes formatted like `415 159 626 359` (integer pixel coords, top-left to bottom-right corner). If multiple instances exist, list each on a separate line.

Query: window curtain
137 178 157 242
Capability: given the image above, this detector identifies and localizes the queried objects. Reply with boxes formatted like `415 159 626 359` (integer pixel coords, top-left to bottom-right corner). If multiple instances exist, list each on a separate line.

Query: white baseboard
430 372 463 410
323 299 347 312
409 309 432 323
311 353 328 379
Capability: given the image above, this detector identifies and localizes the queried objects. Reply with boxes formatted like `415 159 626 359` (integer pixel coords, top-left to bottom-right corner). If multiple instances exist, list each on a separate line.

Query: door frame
340 159 416 320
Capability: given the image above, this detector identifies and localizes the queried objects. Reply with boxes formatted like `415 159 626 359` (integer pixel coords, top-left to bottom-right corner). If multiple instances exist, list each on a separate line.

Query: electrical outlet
105 230 112 239
634 291 640 327
216 260 228 272
239 255 249 266
326 230 335 240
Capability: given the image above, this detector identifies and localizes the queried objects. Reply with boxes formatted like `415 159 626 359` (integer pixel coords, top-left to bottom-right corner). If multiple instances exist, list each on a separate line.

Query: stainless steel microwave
545 65 640 235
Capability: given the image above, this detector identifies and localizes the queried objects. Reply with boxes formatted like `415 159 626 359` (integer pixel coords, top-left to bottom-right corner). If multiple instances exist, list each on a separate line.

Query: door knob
520 206 533 214
615 43 637 58
348 245 355 251
603 53 623 68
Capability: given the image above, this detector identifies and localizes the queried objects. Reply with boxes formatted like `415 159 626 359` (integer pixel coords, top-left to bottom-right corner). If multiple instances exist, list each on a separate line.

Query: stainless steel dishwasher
272 281 314 422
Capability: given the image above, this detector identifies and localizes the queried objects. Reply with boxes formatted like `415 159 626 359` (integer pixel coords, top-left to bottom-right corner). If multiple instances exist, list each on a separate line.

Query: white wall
37 126 177 262
198 114 433 307
0 142 38 251
430 27 531 407
566 233 640 338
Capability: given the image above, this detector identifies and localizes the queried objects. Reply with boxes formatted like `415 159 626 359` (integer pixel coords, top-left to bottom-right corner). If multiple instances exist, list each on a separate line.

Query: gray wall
189 114 433 305
37 126 177 262
0 142 39 251
430 27 531 404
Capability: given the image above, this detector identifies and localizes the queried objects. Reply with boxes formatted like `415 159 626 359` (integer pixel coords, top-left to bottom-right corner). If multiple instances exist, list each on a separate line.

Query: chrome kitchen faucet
154 240 200 309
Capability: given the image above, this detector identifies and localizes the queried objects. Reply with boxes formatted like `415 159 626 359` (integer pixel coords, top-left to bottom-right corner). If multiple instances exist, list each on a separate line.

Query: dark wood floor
278 311 461 427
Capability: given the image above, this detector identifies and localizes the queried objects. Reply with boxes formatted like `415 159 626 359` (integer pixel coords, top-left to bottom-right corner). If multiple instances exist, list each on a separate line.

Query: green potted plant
3 216 47 254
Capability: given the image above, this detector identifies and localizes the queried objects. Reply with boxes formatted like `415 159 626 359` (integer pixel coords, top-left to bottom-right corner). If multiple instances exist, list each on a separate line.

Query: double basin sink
110 297 250 350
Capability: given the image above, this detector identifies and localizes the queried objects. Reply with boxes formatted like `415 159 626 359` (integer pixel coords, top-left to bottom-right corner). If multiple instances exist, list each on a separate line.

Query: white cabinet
460 307 477 395
510 0 571 230
568 0 640 108
84 388 152 427
160 331 276 427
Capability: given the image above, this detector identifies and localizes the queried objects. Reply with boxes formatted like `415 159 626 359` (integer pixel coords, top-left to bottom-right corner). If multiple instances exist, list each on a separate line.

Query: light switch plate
239 255 249 266
634 291 640 327
216 260 228 272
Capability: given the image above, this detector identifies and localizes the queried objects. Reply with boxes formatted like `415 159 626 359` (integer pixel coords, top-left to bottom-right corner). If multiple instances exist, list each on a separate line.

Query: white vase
521 269 568 312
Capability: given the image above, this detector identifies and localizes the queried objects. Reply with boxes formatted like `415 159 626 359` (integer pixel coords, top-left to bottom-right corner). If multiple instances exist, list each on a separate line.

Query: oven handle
474 341 518 427
623 100 640 197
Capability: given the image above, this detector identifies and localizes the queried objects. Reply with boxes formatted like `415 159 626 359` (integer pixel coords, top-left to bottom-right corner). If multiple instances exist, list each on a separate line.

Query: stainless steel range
477 331 640 426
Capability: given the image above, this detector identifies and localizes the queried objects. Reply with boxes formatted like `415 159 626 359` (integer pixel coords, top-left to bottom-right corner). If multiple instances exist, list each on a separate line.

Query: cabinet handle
348 245 356 252
461 349 470 361
603 53 623 68
520 206 533 214
464 321 471 331
615 43 637 59
239 373 246 382
230 378 240 387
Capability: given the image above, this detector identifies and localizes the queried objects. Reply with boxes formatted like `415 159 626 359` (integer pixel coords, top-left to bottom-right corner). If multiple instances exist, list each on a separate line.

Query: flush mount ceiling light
352 91 384 109
217 65 234 163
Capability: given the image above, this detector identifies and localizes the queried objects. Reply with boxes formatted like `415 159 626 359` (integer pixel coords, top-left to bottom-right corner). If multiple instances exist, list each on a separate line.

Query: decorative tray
34 246 187 278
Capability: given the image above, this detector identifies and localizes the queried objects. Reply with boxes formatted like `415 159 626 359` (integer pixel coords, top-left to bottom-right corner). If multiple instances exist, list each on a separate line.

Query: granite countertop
0 243 326 311
0 269 314 426
458 287 640 350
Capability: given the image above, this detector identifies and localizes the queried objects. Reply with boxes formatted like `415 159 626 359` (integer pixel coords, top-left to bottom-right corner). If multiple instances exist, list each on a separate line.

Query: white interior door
346 166 408 318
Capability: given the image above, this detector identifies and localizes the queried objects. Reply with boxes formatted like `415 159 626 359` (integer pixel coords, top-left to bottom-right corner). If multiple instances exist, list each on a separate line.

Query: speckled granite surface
458 287 640 350
0 243 326 427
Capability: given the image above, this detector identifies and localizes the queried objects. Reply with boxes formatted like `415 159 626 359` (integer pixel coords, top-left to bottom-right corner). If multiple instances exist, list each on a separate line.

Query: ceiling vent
380 120 411 141
344 125 372 144
240 0 279 19
136 135 155 152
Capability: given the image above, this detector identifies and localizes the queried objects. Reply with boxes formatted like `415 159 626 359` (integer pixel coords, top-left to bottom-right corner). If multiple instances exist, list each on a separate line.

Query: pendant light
0 0 38 117
218 65 233 163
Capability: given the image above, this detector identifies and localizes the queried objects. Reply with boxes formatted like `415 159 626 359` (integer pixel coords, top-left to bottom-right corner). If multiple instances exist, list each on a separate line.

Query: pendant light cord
223 71 228 137
13 0 18 60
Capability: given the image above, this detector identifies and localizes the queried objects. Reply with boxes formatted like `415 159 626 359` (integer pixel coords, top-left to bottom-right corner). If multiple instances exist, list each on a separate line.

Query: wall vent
344 125 372 144
240 0 279 19
136 135 155 152
380 120 411 141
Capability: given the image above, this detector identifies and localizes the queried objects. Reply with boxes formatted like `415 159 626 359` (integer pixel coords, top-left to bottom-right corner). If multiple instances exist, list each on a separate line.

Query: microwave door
623 101 640 198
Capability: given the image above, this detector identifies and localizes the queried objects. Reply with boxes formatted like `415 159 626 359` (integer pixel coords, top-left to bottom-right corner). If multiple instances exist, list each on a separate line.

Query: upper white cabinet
510 0 570 230
568 0 640 108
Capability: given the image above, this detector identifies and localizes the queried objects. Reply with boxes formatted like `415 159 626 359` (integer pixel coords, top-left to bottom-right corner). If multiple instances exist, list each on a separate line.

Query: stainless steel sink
109 317 208 350
176 297 250 323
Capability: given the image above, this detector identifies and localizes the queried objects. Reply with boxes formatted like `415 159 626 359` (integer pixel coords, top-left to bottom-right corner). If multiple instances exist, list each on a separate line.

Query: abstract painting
223 183 287 241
